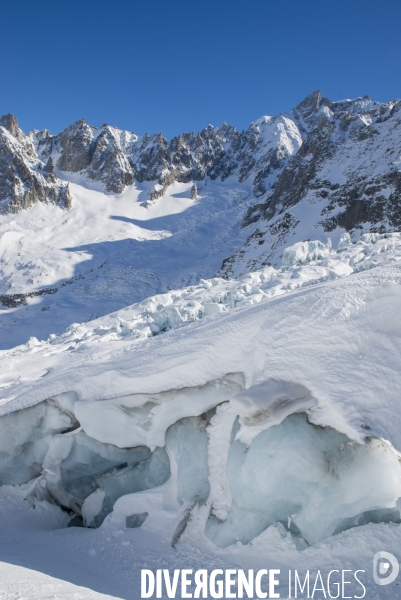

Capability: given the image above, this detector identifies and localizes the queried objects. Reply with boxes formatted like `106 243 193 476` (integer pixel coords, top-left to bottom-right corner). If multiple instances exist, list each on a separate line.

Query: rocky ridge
32 111 301 201
0 115 71 213
1 90 401 275
222 92 401 275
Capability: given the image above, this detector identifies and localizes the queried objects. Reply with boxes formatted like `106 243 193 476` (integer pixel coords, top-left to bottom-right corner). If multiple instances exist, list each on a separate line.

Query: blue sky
1 0 400 138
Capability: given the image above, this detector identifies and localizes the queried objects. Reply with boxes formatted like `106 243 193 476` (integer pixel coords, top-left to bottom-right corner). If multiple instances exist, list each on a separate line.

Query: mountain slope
2 94 401 598
1 91 400 348
0 114 71 214
221 92 401 275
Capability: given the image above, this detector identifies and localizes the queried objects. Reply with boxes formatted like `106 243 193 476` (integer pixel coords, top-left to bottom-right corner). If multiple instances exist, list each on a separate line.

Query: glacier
1 236 401 598
1 231 400 361
2 90 401 357
1 373 401 550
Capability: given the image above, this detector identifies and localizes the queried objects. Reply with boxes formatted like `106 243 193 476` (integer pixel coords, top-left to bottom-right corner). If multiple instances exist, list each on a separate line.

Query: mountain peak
0 113 23 140
294 90 323 114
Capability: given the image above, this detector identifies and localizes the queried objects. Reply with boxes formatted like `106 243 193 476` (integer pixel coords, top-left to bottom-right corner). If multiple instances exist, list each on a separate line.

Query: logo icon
373 551 399 586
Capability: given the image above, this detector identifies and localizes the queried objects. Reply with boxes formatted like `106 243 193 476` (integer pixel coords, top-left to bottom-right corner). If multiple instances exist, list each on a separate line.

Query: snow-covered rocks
0 115 71 214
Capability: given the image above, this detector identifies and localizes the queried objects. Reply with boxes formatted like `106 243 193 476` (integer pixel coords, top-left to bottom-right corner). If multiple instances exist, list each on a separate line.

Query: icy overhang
74 374 244 449
231 379 318 445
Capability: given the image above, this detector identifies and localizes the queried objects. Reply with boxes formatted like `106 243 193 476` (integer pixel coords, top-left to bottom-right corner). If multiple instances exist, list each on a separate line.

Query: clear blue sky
1 0 400 138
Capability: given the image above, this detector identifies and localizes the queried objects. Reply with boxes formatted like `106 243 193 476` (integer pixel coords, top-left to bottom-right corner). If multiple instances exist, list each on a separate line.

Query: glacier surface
1 236 401 598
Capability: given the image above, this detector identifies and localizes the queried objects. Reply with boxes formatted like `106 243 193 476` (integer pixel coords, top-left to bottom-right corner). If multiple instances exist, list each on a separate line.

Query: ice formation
1 232 400 360
1 374 400 548
1 235 401 557
281 239 331 267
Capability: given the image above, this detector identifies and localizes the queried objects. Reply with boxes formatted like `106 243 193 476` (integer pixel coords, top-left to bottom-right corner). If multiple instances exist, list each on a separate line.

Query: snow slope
2 252 401 446
14 233 401 349
0 178 251 348
1 235 401 597
0 561 120 600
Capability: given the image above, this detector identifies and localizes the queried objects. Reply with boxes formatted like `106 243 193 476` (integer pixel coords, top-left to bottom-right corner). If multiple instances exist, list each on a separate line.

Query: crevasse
1 374 400 547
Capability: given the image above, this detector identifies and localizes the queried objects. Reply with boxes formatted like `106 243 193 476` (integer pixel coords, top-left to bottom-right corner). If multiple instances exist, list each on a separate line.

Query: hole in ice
126 512 148 528
67 514 84 528
333 507 401 535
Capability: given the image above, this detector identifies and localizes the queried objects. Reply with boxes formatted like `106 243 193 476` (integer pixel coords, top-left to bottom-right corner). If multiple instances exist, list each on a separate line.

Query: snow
4 92 401 600
2 233 401 597
281 239 331 267
1 233 401 408
249 114 303 157
74 375 243 449
0 562 120 599
4 95 401 352
0 178 252 349
224 98 401 278
231 379 318 445
206 404 237 522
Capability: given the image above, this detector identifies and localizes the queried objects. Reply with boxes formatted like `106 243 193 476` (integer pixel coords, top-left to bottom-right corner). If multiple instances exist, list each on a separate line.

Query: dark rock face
191 182 198 199
0 117 71 214
48 120 135 194
0 286 58 308
85 128 134 193
221 93 401 276
0 113 25 141
56 119 95 173
34 114 302 201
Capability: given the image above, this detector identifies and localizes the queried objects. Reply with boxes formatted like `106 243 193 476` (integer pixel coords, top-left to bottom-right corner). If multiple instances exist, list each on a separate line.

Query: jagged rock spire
43 156 56 175
0 113 24 140
191 182 198 199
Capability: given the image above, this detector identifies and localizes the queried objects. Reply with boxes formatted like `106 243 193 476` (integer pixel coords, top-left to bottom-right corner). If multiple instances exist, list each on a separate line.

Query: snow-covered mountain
0 114 71 214
1 91 400 349
225 92 401 275
2 92 401 598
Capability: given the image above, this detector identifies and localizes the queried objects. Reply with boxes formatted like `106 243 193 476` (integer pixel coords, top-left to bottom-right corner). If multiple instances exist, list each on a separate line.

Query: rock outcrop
33 113 302 203
0 115 71 214
220 92 401 276
191 182 198 199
